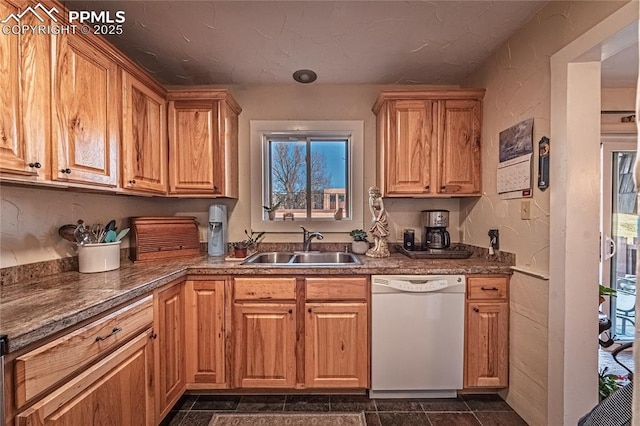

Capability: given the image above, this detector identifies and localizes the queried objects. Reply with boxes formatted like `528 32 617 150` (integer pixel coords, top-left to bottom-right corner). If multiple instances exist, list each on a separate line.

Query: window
265 137 349 220
251 121 364 233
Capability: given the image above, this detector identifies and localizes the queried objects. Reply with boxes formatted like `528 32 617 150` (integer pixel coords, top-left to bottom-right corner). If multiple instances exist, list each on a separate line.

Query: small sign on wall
497 118 534 199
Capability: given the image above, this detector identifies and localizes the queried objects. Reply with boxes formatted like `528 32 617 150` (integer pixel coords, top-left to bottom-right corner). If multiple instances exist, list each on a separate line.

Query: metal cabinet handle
308 308 312 313
129 179 136 185
29 162 41 169
149 332 158 340
440 185 446 191
213 185 220 194
473 307 479 313
95 327 122 342
288 309 293 314
61 168 71 174
481 286 499 291
425 185 430 190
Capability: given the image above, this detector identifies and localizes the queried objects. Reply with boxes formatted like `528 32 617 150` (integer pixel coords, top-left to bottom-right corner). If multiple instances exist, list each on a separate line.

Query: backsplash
1 242 513 286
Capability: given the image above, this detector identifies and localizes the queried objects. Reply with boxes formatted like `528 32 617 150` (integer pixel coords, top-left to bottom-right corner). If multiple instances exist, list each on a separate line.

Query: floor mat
209 412 366 426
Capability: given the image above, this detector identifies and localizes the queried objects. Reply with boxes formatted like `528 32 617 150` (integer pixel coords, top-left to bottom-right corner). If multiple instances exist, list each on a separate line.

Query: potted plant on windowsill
263 201 281 221
349 229 369 255
232 230 265 258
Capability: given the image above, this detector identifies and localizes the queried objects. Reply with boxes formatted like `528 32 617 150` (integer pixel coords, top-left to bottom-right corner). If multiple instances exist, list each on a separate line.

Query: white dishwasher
370 274 466 398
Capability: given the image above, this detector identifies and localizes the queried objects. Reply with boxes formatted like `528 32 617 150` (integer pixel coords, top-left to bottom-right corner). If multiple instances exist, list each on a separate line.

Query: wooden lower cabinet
464 276 509 388
15 331 154 426
185 280 226 386
305 302 368 388
154 282 186 421
233 302 297 388
231 276 369 390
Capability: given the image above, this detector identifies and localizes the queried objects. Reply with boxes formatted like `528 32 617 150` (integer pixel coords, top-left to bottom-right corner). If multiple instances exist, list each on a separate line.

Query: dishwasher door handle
387 279 448 292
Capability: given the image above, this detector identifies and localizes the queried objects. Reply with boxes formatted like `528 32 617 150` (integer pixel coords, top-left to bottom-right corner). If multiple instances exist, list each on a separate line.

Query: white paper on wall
496 118 534 199
497 153 532 196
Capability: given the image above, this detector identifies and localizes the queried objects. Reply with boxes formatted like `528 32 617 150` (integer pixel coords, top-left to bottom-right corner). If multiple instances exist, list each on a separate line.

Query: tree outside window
267 138 348 220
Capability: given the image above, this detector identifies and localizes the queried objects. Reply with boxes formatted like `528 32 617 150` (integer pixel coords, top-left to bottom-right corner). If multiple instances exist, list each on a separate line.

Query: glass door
601 138 637 342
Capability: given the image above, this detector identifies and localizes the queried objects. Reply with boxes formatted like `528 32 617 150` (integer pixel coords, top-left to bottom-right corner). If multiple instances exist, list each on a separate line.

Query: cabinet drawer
234 278 296 300
467 277 508 301
305 278 368 301
15 296 153 407
15 330 153 425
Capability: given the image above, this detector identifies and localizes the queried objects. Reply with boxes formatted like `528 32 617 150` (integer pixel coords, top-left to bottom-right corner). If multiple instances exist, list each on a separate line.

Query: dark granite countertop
0 252 513 354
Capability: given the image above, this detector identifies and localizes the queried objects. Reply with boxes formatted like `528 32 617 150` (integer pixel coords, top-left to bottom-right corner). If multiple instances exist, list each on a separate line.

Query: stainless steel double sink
242 251 361 266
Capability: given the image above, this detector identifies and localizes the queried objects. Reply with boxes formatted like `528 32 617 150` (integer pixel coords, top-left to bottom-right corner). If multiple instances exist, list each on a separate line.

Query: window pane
269 140 307 220
310 140 348 219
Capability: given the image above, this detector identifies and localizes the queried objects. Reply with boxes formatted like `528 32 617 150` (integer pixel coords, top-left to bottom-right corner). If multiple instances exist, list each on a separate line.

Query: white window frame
250 120 364 233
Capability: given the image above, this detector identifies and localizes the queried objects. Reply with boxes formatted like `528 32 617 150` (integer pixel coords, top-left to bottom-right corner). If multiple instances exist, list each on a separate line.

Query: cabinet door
0 0 50 180
305 302 368 388
122 71 167 194
438 99 481 195
233 303 296 388
185 280 226 385
385 100 436 195
16 331 154 426
51 33 118 186
168 101 219 194
154 283 185 420
465 302 508 388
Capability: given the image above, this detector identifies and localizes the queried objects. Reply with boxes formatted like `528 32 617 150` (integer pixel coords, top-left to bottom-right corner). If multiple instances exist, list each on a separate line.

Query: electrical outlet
199 228 208 242
520 200 532 220
396 229 403 241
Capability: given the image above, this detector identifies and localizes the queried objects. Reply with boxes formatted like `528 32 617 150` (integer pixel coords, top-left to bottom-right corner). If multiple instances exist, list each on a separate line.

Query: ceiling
601 42 638 88
67 1 636 87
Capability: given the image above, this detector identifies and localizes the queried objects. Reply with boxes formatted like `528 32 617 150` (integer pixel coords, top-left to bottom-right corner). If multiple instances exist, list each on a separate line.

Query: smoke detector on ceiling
293 69 317 84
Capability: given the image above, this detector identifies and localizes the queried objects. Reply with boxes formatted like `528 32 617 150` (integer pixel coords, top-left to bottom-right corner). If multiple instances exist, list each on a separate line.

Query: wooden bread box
130 216 200 261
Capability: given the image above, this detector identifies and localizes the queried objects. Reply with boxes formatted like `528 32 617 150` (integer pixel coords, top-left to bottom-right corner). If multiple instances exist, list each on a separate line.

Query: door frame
549 2 638 423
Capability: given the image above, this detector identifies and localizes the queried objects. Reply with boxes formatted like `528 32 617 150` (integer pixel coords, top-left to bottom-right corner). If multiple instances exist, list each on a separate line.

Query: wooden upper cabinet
122 71 167 194
373 89 484 197
167 90 241 197
0 0 50 181
385 100 435 195
438 99 482 195
51 32 119 187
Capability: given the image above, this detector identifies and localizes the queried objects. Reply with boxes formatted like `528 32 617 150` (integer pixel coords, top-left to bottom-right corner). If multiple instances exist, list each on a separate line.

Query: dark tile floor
162 393 528 426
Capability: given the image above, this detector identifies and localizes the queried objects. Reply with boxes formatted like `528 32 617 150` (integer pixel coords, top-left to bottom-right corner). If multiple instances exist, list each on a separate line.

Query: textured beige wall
228 84 462 245
0 184 224 268
463 1 629 425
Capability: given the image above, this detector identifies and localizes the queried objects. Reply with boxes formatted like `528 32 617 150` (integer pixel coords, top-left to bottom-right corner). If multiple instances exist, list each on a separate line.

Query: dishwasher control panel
371 275 465 293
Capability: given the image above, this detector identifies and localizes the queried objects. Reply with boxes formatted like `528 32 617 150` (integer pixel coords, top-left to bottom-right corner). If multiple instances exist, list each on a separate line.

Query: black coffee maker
421 210 450 250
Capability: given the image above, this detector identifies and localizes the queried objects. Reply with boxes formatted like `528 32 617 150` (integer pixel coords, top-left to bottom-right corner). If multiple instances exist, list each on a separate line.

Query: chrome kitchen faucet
301 226 324 251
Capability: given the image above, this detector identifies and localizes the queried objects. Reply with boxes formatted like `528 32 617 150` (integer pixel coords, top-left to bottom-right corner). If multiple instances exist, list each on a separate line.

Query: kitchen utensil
105 220 117 232
104 230 117 243
91 223 105 243
74 220 92 246
115 228 130 241
58 224 77 243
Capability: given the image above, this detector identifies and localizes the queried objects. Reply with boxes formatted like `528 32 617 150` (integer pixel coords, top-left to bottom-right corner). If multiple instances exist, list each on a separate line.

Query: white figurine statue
366 186 390 258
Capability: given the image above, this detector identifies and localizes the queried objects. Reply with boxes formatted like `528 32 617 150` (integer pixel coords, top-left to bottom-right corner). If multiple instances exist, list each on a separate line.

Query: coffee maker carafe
421 210 450 250
208 205 227 256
